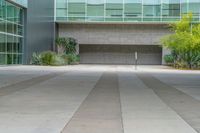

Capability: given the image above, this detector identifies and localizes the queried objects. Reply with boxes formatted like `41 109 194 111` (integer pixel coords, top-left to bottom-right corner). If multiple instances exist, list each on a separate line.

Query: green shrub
31 52 42 65
40 51 57 65
67 54 79 65
31 51 79 66
53 55 66 66
61 54 68 64
164 55 174 64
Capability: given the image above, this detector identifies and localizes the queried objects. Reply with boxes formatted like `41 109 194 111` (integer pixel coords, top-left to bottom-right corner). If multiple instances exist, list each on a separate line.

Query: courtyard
0 65 200 133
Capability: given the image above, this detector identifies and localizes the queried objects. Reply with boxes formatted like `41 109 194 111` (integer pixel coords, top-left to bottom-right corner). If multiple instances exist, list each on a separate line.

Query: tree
55 37 78 55
161 13 200 69
55 37 67 55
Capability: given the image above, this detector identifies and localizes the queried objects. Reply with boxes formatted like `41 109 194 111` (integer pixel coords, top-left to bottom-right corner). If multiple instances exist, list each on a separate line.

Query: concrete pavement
0 65 200 133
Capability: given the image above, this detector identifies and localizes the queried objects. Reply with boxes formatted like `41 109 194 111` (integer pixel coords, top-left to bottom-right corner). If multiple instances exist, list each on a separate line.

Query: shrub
55 37 78 55
31 52 42 65
31 51 67 66
40 51 57 65
31 51 79 66
67 54 79 65
164 55 174 64
161 13 200 69
53 55 66 66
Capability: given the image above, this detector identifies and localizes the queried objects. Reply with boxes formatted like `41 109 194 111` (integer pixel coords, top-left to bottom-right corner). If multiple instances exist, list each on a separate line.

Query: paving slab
152 73 200 101
138 73 200 132
0 70 102 133
62 72 123 133
0 73 61 96
118 72 197 133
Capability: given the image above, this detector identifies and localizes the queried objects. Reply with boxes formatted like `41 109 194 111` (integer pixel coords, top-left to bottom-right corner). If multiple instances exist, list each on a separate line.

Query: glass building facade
0 0 24 65
56 0 200 22
9 0 28 7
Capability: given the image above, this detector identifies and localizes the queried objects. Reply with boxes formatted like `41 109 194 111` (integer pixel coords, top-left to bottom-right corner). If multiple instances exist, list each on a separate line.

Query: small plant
67 54 79 65
65 38 77 54
164 54 174 65
53 55 66 66
40 51 57 65
55 37 67 55
31 52 42 65
161 13 200 69
55 37 78 55
31 51 80 66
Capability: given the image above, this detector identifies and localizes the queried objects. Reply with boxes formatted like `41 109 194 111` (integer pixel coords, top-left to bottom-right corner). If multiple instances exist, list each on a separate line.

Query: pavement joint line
117 73 125 133
0 72 64 97
60 72 104 133
61 71 124 133
137 73 200 133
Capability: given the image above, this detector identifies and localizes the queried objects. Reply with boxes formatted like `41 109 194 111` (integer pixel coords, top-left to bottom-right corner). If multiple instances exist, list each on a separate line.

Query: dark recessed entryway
79 45 162 65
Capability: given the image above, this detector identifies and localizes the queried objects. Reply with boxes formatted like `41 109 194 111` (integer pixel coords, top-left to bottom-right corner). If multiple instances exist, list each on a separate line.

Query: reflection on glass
0 0 24 65
54 0 200 22
87 0 104 21
124 0 142 21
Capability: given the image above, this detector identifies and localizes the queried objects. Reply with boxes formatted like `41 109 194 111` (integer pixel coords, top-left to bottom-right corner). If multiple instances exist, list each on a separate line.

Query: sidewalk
0 65 199 133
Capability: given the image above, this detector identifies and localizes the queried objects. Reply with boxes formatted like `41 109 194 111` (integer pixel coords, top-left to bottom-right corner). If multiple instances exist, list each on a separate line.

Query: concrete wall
58 23 171 45
80 45 162 65
24 0 55 64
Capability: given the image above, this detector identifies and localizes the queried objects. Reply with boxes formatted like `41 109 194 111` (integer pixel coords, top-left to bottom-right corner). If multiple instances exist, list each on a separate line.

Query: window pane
189 0 200 21
7 35 14 53
56 0 67 17
7 22 14 34
7 3 15 22
68 0 85 17
143 0 161 18
0 20 6 32
87 0 104 21
0 54 5 64
124 0 142 22
181 0 187 15
162 0 180 19
106 0 123 21
0 33 5 52
7 54 12 64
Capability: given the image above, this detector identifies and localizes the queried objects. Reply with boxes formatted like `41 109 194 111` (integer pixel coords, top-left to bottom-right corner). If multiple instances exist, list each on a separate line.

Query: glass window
7 54 12 64
17 25 23 35
189 0 200 21
0 33 5 52
68 0 86 21
106 0 123 21
0 0 6 19
124 0 142 22
0 20 6 32
14 7 20 23
0 0 23 65
7 3 15 22
0 0 4 19
143 0 161 21
181 0 188 15
7 22 14 34
162 0 180 18
0 54 5 64
7 35 14 53
68 0 85 20
9 0 27 8
87 0 104 21
143 0 161 17
56 0 67 17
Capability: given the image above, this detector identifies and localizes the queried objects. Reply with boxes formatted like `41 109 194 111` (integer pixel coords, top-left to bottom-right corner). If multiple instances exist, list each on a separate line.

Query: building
0 0 26 65
0 0 200 65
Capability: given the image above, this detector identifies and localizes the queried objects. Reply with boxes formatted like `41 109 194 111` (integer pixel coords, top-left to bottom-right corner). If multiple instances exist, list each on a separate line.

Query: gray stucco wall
58 23 171 45
24 0 55 64
58 23 172 64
